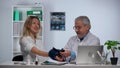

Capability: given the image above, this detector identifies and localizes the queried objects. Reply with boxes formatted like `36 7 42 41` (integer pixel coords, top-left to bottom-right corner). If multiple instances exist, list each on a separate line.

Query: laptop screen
76 45 103 64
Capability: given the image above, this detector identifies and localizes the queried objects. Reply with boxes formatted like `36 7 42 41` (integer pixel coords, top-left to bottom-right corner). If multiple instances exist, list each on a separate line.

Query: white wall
0 0 13 63
0 0 120 63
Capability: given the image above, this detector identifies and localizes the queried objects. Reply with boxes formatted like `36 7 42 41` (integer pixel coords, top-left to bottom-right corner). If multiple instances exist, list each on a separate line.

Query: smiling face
29 18 40 35
74 20 90 38
22 16 41 38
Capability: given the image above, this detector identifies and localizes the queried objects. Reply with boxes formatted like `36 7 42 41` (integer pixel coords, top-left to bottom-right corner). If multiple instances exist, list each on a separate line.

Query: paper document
41 58 67 65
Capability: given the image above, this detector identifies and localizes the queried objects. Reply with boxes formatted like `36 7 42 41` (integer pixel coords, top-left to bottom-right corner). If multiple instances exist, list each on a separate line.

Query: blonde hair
21 16 41 39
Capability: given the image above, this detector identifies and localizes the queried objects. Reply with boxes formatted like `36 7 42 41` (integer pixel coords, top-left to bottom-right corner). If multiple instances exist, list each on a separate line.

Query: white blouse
19 36 48 62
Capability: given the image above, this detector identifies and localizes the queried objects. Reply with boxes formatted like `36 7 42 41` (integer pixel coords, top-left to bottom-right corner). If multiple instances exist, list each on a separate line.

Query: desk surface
0 61 120 68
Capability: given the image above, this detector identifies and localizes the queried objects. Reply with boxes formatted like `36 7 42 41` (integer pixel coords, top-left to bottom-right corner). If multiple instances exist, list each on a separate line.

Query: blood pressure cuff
48 47 65 61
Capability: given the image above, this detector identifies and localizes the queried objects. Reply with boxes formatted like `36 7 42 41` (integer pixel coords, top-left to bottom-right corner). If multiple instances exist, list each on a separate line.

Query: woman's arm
31 46 48 57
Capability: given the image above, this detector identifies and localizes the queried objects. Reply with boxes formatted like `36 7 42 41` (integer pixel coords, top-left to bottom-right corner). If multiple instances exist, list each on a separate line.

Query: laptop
76 45 103 65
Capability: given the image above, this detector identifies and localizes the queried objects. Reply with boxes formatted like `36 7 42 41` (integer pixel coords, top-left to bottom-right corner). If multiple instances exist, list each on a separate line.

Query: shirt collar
77 32 91 42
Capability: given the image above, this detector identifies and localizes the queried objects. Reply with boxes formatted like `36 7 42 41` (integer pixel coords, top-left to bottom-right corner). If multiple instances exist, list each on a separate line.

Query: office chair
12 55 23 61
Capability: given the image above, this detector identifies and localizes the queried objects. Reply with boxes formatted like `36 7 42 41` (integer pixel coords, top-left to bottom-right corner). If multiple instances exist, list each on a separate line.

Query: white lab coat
64 32 100 61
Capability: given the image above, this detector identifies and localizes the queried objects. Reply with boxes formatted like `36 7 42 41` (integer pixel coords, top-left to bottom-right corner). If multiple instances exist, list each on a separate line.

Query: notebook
76 45 103 65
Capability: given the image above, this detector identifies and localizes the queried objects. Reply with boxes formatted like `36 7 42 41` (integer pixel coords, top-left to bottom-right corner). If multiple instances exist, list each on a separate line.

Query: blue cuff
70 51 76 60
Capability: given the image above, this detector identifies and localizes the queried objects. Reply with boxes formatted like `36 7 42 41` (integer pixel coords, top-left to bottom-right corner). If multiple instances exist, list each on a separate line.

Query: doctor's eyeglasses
73 26 81 30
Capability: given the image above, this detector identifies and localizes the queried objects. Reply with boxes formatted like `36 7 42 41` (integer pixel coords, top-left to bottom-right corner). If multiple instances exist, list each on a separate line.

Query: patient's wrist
70 51 76 60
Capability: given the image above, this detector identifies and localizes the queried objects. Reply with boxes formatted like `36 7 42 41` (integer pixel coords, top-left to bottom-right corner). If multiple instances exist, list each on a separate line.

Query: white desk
0 61 120 68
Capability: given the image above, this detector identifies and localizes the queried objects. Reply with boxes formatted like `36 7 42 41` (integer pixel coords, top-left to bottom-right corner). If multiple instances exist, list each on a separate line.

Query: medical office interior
0 0 120 64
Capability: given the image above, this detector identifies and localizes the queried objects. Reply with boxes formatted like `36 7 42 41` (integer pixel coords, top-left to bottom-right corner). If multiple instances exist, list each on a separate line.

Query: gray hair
75 16 91 28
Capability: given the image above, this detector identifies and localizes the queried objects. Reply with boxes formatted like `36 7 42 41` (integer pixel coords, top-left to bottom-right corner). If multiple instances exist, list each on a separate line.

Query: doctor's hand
55 55 66 62
60 50 71 57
